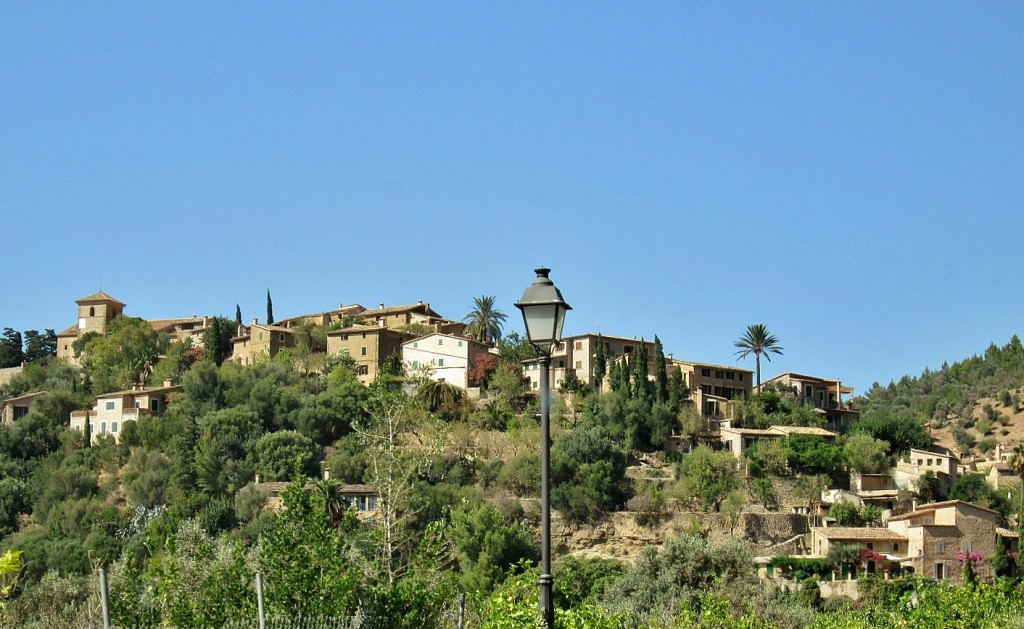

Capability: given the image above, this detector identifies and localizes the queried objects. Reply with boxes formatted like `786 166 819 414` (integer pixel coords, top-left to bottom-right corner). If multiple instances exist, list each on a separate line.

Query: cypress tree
266 290 274 325
654 335 669 403
235 304 242 329
593 334 607 392
633 340 650 400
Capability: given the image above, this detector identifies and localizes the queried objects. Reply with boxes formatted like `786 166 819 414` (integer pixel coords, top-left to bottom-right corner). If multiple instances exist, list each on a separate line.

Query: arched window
89 307 95 316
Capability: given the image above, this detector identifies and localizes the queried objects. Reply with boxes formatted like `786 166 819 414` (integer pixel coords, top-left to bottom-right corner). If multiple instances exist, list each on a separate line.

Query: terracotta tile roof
720 427 778 436
76 291 125 306
887 499 1000 521
769 426 838 438
57 324 81 337
813 527 907 541
997 527 1020 538
0 391 47 406
672 359 754 373
95 384 182 399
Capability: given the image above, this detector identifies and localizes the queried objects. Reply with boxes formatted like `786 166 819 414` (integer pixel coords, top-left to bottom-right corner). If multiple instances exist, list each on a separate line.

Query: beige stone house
889 446 960 495
327 325 414 384
759 372 859 431
0 391 47 425
402 333 490 389
719 425 838 459
671 360 753 419
70 382 181 443
523 333 662 393
253 479 379 521
359 301 463 334
886 500 1004 580
231 322 296 366
810 526 908 567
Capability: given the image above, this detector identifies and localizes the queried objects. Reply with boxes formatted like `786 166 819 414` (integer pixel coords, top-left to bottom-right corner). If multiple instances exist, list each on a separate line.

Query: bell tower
75 291 126 335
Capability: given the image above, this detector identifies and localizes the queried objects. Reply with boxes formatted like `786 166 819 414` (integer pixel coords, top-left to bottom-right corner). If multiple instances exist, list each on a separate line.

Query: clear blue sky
2 3 1023 396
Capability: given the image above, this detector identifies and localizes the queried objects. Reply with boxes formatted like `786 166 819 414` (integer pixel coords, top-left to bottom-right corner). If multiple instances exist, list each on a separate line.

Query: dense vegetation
2 321 1024 626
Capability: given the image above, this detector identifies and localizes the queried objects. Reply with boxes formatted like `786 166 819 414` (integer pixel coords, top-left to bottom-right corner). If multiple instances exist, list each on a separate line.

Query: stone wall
554 510 810 562
0 365 24 387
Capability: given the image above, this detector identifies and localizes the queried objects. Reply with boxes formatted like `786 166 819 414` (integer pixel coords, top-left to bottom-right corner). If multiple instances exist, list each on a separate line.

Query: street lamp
515 267 571 628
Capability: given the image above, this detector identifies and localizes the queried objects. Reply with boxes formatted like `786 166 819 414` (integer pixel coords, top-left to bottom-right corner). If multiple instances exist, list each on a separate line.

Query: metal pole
98 566 111 629
538 354 554 628
256 572 266 629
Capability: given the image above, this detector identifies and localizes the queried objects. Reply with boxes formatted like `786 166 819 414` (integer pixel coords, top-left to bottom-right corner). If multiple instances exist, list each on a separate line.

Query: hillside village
3 290 1024 625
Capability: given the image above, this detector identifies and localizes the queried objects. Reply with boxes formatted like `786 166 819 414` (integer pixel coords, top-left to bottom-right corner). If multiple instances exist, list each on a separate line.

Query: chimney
418 300 423 305
255 474 261 484
252 318 259 325
163 379 173 388
380 302 385 309
323 468 331 480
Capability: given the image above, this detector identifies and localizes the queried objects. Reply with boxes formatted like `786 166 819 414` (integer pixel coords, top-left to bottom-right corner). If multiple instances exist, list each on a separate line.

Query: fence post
457 590 466 629
98 566 112 629
256 572 266 629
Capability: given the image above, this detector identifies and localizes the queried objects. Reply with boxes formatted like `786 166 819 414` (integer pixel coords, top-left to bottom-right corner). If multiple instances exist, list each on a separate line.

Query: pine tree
0 328 23 368
654 335 669 403
266 290 274 325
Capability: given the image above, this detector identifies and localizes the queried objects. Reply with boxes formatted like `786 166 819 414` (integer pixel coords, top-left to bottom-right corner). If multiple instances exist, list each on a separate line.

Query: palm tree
734 324 783 389
463 295 507 345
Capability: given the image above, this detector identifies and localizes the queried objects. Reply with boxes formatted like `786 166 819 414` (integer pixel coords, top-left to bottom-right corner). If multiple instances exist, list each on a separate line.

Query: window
892 543 899 552
576 361 582 369
135 401 140 409
866 543 874 550
725 371 734 380
413 341 418 348
738 373 744 381
438 338 444 345
100 422 107 435
105 401 115 410
701 368 711 377
151 399 160 412
89 307 95 316
458 340 463 347
357 365 369 376
279 333 286 342
438 359 444 367
558 360 564 368
361 347 367 356
343 334 350 341
715 370 723 379
961 541 972 552
259 332 264 341
111 421 118 433
557 343 565 351
805 386 812 397
575 341 583 350
934 563 945 580
936 542 945 553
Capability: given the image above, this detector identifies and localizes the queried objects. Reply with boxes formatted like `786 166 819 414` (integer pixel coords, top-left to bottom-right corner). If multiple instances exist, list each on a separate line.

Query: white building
402 333 490 389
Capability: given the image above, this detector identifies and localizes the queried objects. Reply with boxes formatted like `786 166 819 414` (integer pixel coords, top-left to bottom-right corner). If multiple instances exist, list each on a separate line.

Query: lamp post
515 267 571 629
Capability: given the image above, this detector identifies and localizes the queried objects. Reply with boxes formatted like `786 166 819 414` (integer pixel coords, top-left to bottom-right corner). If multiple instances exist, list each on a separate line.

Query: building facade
69 382 181 443
402 333 490 389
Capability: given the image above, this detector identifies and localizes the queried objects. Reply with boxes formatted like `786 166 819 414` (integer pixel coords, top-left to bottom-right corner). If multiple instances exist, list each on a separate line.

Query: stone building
0 391 46 425
69 382 181 444
327 325 414 384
